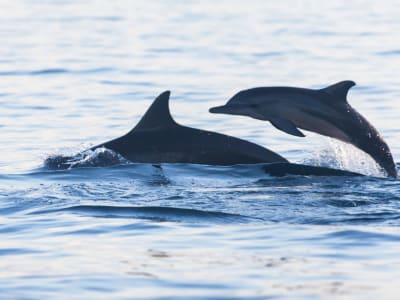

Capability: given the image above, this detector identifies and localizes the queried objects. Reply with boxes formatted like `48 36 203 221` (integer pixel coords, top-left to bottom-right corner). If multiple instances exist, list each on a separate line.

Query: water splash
44 147 128 170
303 138 384 177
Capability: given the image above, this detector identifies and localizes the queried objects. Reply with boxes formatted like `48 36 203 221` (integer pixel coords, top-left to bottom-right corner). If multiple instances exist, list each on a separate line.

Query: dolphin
87 91 288 165
209 81 397 177
44 90 365 177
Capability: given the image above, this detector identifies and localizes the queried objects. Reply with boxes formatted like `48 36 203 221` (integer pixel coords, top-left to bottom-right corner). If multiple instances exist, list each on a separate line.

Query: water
1 1 400 299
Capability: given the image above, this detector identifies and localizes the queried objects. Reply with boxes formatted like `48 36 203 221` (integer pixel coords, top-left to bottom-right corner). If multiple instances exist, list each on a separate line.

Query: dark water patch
0 223 32 234
116 222 164 232
42 16 123 23
30 68 68 75
351 85 391 95
99 80 154 86
47 220 167 236
0 205 20 215
376 50 400 56
0 70 31 76
178 91 218 100
307 30 338 36
1 194 75 219
324 199 373 207
93 16 123 22
342 213 400 225
323 229 400 242
262 163 363 177
0 275 255 300
254 176 337 187
151 295 268 300
161 163 269 179
294 229 400 253
146 174 172 186
149 47 183 53
126 68 157 75
23 163 162 183
0 247 41 256
252 51 284 58
23 105 53 111
78 97 100 103
354 31 377 36
0 68 67 76
164 195 185 200
58 228 109 236
32 205 255 224
76 67 115 74
308 211 400 226
4 161 400 226
0 67 115 77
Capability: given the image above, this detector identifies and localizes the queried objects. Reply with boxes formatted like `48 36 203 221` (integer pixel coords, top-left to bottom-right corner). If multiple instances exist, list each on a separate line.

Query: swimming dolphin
88 91 288 165
209 81 397 178
44 90 366 177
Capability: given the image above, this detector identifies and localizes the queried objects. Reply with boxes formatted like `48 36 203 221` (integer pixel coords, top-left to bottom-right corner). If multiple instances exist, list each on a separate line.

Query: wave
41 145 372 179
0 67 115 77
31 205 256 224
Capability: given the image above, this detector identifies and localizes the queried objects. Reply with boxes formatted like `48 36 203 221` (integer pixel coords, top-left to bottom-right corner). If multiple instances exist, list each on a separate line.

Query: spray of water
44 147 128 170
302 138 385 177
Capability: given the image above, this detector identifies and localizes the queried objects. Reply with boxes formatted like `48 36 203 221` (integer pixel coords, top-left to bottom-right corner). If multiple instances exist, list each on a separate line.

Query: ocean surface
1 1 400 299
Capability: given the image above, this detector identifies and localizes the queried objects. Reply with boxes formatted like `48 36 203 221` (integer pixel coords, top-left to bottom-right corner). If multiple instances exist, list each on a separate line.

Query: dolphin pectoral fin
269 118 305 137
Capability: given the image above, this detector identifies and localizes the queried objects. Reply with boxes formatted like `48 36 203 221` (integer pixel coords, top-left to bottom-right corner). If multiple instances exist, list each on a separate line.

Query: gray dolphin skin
91 91 288 165
210 81 397 177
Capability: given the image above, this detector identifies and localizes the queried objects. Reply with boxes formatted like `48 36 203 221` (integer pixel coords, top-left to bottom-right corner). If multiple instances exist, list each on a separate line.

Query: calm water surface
1 1 400 299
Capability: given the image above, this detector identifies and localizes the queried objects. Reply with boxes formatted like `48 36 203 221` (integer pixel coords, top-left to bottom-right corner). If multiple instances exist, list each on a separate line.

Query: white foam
302 138 385 177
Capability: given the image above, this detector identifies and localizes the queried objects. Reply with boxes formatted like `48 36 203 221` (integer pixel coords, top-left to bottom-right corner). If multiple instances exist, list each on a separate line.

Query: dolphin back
93 91 289 166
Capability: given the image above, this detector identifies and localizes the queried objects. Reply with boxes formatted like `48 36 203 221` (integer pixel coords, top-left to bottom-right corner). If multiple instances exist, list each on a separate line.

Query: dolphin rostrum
89 91 288 165
209 81 397 177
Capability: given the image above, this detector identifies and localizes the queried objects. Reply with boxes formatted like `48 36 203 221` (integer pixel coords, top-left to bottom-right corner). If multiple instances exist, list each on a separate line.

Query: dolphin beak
209 105 229 114
209 104 248 114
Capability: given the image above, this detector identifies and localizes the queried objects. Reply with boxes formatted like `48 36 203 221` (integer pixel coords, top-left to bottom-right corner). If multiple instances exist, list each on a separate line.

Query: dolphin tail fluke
320 80 356 102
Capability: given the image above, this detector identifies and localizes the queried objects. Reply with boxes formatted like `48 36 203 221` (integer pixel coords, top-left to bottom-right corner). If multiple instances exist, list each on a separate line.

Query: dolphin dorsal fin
133 91 177 131
320 80 356 101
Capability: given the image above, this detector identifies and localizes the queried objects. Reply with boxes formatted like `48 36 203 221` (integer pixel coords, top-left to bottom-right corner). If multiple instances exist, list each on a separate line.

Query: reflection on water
1 0 400 299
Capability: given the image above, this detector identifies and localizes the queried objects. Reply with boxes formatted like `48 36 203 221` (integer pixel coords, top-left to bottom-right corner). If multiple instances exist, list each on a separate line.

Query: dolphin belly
271 105 352 143
292 111 351 143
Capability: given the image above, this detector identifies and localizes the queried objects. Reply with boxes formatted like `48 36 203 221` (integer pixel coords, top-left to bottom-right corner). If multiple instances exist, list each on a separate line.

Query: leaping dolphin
209 81 397 177
45 90 365 176
89 91 288 165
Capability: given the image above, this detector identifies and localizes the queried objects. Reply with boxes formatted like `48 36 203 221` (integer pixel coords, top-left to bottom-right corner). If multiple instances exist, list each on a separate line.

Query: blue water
1 1 400 299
